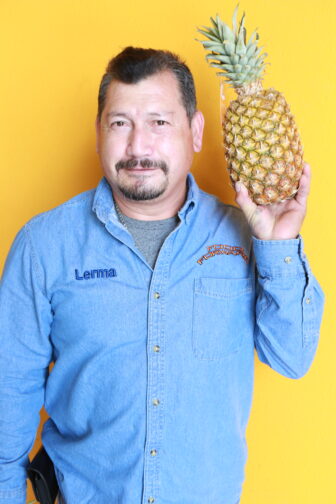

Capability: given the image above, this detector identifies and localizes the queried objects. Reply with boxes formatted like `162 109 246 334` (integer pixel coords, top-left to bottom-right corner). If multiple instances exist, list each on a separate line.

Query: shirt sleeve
0 225 53 503
252 236 325 379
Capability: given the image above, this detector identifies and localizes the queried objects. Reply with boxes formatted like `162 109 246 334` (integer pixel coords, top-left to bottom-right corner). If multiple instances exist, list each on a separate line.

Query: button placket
144 260 170 503
144 237 174 504
149 289 162 477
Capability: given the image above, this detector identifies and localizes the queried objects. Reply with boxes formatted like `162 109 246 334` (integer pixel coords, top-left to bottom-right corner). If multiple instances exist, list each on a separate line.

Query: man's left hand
234 162 311 240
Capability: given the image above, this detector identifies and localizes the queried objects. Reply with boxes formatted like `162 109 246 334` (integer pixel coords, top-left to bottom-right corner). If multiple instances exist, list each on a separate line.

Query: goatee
115 158 169 201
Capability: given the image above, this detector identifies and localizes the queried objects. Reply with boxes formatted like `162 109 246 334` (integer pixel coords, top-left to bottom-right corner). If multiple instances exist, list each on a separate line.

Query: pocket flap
195 277 253 299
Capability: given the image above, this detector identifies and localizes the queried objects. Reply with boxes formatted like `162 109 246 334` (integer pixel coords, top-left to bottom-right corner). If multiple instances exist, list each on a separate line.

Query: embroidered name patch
197 244 249 265
75 268 117 280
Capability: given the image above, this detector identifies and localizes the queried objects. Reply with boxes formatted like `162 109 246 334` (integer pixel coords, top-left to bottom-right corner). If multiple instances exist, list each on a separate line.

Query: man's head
96 47 204 214
97 47 197 125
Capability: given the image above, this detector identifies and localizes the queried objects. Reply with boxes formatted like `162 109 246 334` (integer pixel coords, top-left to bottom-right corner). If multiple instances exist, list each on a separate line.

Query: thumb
235 181 258 221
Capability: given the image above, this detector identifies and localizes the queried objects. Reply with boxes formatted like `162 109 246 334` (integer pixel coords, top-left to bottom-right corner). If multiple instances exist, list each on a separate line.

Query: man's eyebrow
147 112 174 117
106 112 129 119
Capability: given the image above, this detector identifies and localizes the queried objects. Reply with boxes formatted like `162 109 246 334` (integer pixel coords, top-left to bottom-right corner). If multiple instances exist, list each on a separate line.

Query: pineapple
197 6 304 205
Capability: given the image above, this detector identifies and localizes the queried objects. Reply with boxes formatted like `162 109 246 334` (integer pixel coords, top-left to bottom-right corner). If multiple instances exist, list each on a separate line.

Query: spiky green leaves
197 5 268 88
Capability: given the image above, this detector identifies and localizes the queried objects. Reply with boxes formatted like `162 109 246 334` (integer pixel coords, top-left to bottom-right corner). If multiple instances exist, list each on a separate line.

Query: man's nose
126 125 153 158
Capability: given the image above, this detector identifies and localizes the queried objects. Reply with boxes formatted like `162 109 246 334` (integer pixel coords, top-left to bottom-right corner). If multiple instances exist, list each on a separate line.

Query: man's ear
191 111 205 153
95 117 101 154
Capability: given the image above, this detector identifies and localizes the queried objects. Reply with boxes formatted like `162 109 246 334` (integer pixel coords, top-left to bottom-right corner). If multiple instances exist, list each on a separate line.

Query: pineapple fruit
197 6 304 205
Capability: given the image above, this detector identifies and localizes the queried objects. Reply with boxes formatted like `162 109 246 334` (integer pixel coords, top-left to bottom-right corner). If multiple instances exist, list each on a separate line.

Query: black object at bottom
27 446 59 504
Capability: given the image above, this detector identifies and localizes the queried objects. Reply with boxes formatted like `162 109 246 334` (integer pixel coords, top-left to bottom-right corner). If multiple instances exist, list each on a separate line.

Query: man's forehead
105 71 181 103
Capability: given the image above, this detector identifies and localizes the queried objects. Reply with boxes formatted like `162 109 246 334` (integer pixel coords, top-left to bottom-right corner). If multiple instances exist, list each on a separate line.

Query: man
0 47 324 504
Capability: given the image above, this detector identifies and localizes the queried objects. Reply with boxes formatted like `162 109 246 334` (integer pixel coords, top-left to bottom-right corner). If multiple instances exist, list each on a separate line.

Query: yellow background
0 0 334 502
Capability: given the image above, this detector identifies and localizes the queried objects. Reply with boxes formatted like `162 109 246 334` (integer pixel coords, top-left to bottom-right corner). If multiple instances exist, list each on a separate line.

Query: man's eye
109 120 127 129
156 120 167 126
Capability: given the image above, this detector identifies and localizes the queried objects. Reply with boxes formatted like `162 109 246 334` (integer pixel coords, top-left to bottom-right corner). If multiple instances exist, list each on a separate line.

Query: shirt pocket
192 277 254 361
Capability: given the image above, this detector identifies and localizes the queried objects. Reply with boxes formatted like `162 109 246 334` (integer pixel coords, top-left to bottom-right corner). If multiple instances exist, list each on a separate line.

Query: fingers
295 162 311 207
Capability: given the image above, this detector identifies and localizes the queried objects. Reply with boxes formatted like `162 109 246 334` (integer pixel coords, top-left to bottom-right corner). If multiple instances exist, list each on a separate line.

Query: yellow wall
1 0 334 502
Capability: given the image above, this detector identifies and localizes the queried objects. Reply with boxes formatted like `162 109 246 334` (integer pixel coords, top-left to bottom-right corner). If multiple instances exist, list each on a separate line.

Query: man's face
96 70 203 205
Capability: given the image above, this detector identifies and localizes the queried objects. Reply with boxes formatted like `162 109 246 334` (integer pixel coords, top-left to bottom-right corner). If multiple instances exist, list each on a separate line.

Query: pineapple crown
197 5 268 89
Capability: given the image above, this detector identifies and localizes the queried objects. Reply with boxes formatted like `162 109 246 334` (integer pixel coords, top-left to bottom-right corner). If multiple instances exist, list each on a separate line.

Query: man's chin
117 183 167 202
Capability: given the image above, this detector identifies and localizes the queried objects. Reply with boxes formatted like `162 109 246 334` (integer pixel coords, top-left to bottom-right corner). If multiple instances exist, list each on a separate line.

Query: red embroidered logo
197 244 249 265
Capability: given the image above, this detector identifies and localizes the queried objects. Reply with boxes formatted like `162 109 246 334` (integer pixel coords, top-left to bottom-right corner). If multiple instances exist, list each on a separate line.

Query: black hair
97 46 197 124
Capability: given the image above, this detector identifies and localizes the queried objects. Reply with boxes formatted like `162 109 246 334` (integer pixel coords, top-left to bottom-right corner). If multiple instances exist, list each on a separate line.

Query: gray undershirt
119 213 179 268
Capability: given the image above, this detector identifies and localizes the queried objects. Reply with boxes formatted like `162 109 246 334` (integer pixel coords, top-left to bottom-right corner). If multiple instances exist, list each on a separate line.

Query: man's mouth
124 166 156 172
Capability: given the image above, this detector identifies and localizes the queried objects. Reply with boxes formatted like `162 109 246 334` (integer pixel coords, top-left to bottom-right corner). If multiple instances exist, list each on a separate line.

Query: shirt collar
92 177 118 225
92 172 199 225
177 173 198 223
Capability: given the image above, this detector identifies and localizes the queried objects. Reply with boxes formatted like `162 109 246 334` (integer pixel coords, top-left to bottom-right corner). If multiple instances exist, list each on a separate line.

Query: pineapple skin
224 87 304 205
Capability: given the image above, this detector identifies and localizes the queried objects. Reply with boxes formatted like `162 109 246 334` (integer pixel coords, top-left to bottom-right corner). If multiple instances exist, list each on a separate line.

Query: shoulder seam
27 190 94 225
198 189 243 213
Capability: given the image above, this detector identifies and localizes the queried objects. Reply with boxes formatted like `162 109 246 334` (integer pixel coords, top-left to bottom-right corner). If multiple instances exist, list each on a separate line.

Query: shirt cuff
252 235 308 279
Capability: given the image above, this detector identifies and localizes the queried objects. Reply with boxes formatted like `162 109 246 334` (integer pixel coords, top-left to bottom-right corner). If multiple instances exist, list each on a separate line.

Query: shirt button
154 292 160 299
152 398 160 406
306 297 311 304
150 449 157 456
284 256 292 264
153 345 160 352
148 498 155 503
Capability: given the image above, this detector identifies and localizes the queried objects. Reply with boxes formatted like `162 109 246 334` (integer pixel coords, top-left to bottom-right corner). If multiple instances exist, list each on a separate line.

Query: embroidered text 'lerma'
75 268 117 280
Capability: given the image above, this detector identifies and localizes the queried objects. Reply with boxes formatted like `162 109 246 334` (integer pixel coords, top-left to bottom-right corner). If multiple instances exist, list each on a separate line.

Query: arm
235 163 324 377
252 236 324 378
0 225 53 504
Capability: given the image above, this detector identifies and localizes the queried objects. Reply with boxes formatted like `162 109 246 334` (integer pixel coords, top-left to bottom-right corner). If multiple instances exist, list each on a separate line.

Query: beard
115 158 169 201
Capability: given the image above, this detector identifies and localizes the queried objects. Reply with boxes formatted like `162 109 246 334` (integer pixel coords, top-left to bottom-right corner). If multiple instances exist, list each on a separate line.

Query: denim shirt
0 174 324 504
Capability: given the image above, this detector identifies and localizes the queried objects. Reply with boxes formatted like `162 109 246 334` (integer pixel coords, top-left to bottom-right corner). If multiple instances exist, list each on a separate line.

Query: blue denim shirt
0 174 324 504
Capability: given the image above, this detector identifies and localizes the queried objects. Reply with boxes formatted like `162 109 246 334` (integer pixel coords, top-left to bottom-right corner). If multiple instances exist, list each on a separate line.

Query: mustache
115 158 168 174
